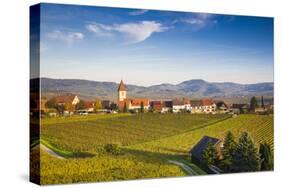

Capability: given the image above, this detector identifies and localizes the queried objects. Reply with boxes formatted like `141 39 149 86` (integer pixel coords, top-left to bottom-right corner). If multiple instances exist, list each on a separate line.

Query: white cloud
182 13 217 30
86 21 167 44
129 10 148 16
46 30 84 44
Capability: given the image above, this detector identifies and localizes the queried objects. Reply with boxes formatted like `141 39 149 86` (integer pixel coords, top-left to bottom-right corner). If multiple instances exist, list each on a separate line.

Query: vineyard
41 113 229 152
36 114 273 185
129 114 274 155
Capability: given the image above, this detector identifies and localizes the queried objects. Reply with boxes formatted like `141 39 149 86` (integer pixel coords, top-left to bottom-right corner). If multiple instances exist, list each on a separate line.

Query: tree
94 100 102 112
45 98 57 109
123 102 127 113
56 104 65 114
110 103 118 111
65 102 75 113
250 96 258 111
202 142 218 167
140 101 144 113
76 100 86 110
259 143 273 171
103 144 121 155
231 132 260 172
261 96 265 109
221 131 237 172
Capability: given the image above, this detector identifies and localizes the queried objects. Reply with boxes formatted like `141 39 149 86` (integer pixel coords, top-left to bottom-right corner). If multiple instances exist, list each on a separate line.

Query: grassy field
36 113 273 185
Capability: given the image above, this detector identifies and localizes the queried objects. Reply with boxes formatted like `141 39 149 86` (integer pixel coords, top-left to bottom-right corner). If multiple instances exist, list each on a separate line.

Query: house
101 100 111 109
162 100 173 113
84 101 94 112
117 80 150 112
190 99 216 114
54 94 80 106
172 98 191 113
190 100 202 113
216 101 229 114
201 98 216 113
232 103 249 114
150 101 163 112
189 136 223 164
128 99 150 111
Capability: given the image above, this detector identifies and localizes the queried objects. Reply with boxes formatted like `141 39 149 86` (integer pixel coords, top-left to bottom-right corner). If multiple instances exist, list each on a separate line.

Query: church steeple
118 80 126 91
118 80 127 101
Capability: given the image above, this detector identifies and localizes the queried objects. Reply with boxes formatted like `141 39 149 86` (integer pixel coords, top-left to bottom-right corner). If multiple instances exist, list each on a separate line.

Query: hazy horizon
36 3 274 86
40 76 274 87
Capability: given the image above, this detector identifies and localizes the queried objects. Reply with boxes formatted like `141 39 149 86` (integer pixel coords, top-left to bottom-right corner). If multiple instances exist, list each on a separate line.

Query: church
117 80 150 112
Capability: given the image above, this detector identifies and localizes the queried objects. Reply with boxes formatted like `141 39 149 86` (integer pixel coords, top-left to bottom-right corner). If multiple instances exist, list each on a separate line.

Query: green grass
36 113 273 185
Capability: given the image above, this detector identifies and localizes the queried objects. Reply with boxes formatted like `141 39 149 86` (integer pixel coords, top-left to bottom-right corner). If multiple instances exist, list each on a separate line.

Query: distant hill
38 78 273 101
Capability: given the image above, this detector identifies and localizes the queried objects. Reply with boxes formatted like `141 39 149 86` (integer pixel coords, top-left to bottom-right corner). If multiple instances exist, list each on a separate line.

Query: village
37 80 273 117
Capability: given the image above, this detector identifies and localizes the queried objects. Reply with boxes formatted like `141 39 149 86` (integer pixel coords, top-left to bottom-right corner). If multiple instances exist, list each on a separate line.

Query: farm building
215 101 229 114
189 136 223 164
83 101 94 112
149 100 172 113
172 98 191 113
190 99 216 114
150 101 163 112
53 94 80 106
232 103 249 114
47 94 80 115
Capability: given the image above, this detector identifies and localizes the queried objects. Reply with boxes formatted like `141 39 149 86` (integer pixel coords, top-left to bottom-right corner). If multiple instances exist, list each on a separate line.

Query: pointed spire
118 80 126 91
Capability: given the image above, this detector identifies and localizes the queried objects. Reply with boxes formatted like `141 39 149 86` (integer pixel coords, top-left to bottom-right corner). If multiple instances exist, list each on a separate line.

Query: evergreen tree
261 96 265 109
259 143 273 171
221 131 237 172
202 142 218 167
250 96 258 111
231 132 260 172
140 101 144 113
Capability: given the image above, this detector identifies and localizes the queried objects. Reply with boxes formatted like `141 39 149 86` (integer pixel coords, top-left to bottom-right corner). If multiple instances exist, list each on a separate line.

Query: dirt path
40 144 65 159
168 160 198 175
36 143 66 159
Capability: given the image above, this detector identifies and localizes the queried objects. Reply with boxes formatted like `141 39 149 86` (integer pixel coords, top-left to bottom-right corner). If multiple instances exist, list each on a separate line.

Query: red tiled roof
54 95 76 103
130 99 149 106
200 98 214 106
84 101 93 108
118 80 126 91
153 103 163 111
172 98 190 105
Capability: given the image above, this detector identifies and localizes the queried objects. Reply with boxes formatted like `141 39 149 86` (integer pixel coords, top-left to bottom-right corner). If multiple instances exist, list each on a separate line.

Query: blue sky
39 3 274 86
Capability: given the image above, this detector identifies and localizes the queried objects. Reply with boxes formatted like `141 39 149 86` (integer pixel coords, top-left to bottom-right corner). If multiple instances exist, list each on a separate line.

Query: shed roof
190 136 221 160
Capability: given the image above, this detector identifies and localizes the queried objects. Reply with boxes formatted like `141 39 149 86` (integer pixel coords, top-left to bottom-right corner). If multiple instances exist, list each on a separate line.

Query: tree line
202 131 273 173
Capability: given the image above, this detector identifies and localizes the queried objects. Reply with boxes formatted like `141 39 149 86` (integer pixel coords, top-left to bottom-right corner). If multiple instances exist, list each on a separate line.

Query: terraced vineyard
37 114 273 185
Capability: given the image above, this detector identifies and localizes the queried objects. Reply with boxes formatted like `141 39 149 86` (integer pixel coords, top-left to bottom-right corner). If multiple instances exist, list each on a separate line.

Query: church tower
118 80 126 101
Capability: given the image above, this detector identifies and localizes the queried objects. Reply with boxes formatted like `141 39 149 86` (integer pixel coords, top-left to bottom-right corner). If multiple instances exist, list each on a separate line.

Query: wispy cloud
46 30 84 44
86 21 167 44
177 13 217 31
129 9 148 16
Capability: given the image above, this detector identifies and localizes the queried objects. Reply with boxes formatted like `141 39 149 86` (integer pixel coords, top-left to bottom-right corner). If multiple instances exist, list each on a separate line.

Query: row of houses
37 80 273 116
117 80 220 114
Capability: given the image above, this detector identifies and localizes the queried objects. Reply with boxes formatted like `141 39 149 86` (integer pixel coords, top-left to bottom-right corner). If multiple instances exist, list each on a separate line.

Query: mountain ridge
37 77 273 101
